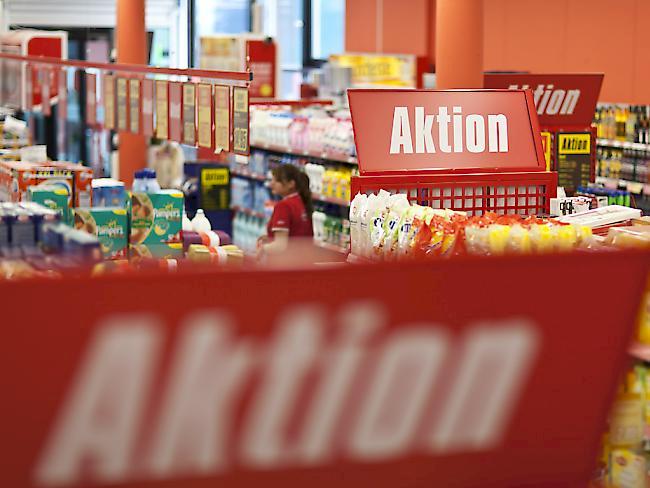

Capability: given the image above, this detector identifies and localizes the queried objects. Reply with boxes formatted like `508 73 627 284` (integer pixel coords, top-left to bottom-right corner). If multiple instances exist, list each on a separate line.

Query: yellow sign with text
557 133 591 155
540 131 552 171
330 54 415 87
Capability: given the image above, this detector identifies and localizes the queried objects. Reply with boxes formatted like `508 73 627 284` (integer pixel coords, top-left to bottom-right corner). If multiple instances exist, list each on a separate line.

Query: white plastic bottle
191 208 212 232
182 209 193 232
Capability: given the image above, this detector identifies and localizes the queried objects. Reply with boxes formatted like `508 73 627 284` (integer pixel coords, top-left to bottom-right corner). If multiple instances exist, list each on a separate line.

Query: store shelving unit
251 143 358 165
230 167 267 182
597 138 650 151
231 205 266 220
595 176 650 195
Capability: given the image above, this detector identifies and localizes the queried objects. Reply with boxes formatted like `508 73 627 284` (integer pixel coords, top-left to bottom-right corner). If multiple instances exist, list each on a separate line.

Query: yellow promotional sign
330 54 416 87
540 131 552 171
557 133 591 155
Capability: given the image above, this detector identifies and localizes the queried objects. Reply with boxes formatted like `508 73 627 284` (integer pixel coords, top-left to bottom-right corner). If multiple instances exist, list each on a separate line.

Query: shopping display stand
484 73 604 195
0 251 648 487
348 89 557 215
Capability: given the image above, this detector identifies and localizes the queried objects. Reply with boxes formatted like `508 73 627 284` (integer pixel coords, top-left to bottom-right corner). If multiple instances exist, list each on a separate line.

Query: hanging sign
347 89 546 175
246 39 277 98
103 74 115 130
232 86 249 155
0 252 648 488
168 82 182 142
556 132 593 192
142 79 154 137
214 85 230 152
197 84 213 148
58 68 67 121
86 73 97 126
116 77 129 132
155 80 169 140
129 79 141 134
182 83 197 146
483 73 604 127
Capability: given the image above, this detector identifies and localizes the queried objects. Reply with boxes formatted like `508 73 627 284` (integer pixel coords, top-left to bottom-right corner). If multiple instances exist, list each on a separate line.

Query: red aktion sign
483 73 604 127
347 89 545 175
0 251 648 488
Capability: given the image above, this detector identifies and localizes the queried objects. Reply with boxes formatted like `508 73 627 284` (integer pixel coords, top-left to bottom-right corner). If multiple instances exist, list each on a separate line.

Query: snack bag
397 205 417 257
358 193 376 258
369 191 392 258
382 194 410 259
506 224 531 254
349 192 367 257
406 207 434 258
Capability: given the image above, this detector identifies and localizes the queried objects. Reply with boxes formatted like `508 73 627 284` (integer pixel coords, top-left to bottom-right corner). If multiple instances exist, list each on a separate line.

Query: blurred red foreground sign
0 251 648 488
347 89 546 175
483 73 604 127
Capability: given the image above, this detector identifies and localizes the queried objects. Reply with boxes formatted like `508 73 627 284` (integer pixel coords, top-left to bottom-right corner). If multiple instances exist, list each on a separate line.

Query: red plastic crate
351 171 558 216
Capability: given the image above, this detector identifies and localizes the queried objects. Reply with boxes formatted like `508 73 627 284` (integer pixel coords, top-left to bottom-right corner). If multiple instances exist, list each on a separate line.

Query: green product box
28 186 71 225
129 243 184 260
130 191 183 245
73 208 128 259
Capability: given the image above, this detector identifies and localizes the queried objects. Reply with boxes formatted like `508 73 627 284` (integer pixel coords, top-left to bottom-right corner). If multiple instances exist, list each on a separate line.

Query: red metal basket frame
351 171 558 216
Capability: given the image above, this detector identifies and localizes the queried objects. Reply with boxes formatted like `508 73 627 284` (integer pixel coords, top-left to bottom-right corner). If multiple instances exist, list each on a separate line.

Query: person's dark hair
271 164 313 215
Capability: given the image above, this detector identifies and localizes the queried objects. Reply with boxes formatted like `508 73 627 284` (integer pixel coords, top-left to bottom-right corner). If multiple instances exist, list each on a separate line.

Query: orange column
435 0 483 89
116 0 147 187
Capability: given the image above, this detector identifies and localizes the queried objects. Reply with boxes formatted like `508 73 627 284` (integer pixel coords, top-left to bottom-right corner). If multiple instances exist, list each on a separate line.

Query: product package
50 162 93 207
73 208 128 259
92 178 127 208
130 191 183 245
0 160 74 203
349 193 367 257
28 186 72 225
129 243 184 260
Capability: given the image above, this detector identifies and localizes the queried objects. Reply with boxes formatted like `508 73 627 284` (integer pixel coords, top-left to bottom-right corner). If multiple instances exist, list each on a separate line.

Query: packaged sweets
130 190 183 245
382 194 410 259
370 191 391 258
358 193 377 258
349 193 367 257
73 208 128 259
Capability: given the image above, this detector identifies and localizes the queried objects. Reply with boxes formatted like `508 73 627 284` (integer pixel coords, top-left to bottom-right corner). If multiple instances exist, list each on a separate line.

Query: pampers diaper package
130 190 183 245
73 208 128 259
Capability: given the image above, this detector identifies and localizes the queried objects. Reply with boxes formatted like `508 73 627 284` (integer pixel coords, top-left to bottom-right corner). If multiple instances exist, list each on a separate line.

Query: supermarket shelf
231 206 267 220
251 142 358 165
313 193 350 206
230 167 268 182
629 342 650 362
315 240 349 255
596 138 650 151
595 176 650 195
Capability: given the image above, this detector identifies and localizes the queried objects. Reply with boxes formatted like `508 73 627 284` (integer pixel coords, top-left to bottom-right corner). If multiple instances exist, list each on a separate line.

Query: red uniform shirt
267 193 313 238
